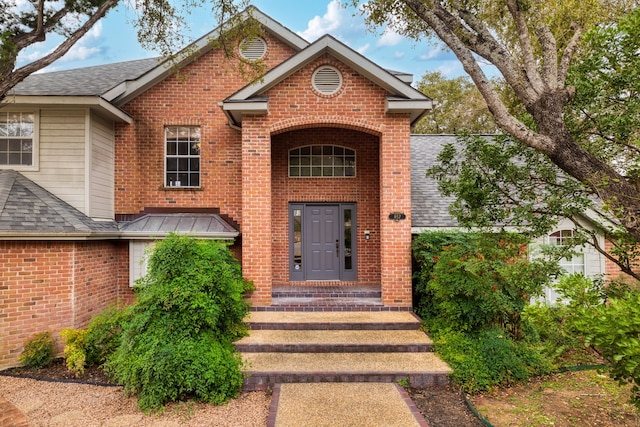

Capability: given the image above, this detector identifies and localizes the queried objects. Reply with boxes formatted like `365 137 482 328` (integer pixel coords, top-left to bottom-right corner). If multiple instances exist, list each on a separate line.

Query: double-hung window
548 229 585 275
0 112 35 168
165 126 200 187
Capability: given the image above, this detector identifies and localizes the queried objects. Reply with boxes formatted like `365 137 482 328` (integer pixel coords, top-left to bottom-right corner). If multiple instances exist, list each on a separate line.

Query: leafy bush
85 304 132 366
105 234 253 411
413 231 558 337
572 290 640 407
433 328 551 393
60 328 87 376
19 331 56 368
524 274 629 367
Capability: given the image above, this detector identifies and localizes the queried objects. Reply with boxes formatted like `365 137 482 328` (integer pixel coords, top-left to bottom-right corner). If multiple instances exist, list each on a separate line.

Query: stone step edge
250 306 412 312
242 371 449 391
248 322 421 330
236 343 433 353
272 291 382 298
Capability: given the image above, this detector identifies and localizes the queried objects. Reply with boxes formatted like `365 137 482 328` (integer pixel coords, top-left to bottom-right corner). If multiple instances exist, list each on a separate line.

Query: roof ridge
0 170 18 213
11 173 95 232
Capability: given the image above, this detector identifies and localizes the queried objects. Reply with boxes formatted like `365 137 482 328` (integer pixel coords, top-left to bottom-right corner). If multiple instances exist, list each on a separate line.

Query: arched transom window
289 145 356 177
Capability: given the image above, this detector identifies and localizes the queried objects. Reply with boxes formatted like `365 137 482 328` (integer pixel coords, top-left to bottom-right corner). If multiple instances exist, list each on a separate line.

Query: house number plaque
388 212 406 221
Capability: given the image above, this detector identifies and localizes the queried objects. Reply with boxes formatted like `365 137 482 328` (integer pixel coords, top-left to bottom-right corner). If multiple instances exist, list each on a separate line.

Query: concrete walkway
268 383 428 427
241 310 449 426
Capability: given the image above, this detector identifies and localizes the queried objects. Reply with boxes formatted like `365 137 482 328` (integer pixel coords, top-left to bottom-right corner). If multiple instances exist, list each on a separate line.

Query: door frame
288 203 357 281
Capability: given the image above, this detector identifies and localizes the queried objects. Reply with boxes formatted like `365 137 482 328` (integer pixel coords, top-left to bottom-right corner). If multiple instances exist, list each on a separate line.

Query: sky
17 0 468 83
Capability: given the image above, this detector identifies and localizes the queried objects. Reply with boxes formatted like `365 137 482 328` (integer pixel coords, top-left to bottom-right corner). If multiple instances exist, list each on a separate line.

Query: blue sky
18 0 467 83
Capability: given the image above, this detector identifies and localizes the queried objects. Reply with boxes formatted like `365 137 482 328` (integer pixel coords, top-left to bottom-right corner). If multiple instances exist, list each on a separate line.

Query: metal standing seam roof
119 213 239 239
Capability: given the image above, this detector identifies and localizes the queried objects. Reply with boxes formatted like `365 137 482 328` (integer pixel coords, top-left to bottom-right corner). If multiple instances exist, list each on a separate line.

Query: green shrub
412 231 558 337
105 234 253 411
85 304 132 366
433 328 552 393
572 290 640 407
19 331 56 368
60 328 87 376
523 274 630 367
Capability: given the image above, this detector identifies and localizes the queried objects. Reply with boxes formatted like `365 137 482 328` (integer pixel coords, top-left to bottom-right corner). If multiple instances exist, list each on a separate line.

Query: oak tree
354 0 640 245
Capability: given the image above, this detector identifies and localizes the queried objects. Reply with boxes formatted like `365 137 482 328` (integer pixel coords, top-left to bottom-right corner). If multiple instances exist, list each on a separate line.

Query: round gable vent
239 37 267 60
312 66 343 95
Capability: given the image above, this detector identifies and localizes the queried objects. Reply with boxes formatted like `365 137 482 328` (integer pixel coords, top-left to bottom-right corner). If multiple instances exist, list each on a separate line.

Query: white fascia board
0 231 121 240
411 225 522 234
386 98 433 112
227 35 430 102
386 98 433 124
7 95 132 123
220 99 269 126
121 231 239 240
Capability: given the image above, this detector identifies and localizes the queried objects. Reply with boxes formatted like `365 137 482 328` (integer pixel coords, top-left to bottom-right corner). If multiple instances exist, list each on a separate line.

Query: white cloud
393 51 405 59
298 0 346 41
376 27 403 47
60 21 103 61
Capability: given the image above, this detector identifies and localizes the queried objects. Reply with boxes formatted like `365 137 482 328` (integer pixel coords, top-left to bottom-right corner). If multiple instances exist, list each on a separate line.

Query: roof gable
107 7 309 105
221 35 431 127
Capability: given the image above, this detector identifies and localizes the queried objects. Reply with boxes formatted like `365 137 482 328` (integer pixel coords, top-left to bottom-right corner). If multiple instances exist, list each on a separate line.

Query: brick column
379 124 413 307
241 117 272 306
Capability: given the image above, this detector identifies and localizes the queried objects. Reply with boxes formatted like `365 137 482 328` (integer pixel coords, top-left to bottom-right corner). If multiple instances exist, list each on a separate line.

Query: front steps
257 285 409 311
238 311 451 391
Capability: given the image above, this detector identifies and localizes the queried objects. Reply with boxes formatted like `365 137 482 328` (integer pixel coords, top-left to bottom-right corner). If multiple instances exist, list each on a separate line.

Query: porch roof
119 213 239 240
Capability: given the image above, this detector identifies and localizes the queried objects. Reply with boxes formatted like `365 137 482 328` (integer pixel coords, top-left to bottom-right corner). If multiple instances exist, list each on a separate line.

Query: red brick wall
113 34 413 307
0 241 133 369
271 127 381 286
242 53 413 306
114 32 297 223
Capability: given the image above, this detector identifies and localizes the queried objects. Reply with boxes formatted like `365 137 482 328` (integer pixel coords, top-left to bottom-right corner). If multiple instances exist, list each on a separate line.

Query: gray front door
289 203 357 281
306 205 340 280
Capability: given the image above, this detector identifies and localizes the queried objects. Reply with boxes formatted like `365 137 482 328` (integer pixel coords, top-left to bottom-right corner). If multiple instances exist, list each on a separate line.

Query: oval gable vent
312 66 342 95
239 37 267 60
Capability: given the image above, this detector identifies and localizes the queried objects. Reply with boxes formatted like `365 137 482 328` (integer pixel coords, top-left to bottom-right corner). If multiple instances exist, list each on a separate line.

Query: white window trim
288 145 356 178
164 125 201 188
129 240 156 287
0 110 39 172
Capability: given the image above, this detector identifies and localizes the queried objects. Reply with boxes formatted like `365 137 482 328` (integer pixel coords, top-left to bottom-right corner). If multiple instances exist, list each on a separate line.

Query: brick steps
239 311 451 391
262 285 405 312
236 329 433 352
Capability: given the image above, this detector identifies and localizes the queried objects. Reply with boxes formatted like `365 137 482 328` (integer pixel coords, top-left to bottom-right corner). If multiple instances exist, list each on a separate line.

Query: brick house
0 8 618 370
0 7 432 368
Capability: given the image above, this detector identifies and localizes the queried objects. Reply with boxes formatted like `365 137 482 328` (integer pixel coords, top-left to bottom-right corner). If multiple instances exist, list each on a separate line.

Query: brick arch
269 116 384 137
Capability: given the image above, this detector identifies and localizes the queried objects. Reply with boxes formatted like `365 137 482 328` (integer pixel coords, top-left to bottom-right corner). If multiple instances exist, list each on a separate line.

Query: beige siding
89 113 115 219
23 109 87 213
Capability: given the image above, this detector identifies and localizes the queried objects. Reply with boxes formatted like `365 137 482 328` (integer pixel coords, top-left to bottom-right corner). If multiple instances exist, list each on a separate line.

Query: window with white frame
289 145 355 177
165 126 200 187
548 229 585 275
0 112 34 167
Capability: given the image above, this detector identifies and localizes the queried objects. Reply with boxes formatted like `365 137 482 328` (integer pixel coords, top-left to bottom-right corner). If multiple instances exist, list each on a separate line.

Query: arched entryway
270 127 381 288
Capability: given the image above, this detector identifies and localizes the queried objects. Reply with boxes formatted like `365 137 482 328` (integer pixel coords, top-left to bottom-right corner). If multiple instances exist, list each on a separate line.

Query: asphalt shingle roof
0 170 119 234
10 58 160 96
410 135 459 229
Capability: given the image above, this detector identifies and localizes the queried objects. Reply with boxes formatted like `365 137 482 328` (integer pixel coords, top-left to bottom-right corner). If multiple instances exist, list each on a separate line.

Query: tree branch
505 0 546 93
1 0 118 98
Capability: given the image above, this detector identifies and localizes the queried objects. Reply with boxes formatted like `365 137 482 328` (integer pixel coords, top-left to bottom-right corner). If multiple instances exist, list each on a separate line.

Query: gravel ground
0 376 270 427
